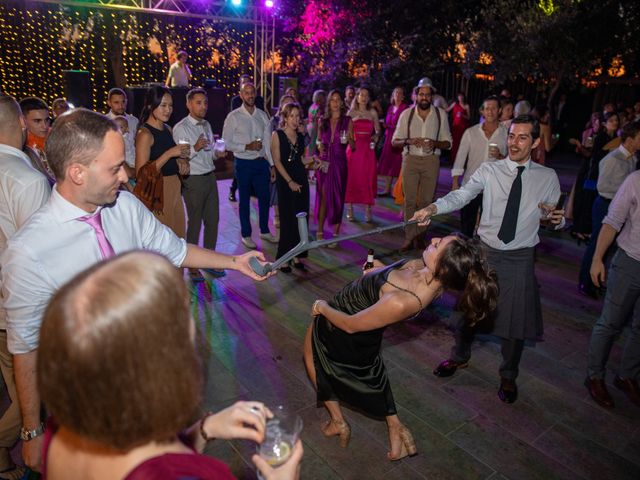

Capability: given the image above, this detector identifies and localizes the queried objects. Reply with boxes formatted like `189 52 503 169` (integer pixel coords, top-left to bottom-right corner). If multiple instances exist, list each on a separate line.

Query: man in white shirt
165 50 191 88
451 96 507 237
222 82 276 249
413 115 565 404
392 77 452 251
0 109 270 472
173 88 223 279
0 96 51 480
105 88 138 179
578 121 640 298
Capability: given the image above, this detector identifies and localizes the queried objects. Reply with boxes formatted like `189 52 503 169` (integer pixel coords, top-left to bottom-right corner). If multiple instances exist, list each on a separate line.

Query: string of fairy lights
0 3 255 111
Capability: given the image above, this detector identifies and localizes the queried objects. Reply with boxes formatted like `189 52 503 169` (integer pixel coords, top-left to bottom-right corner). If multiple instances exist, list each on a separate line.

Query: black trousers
450 314 525 381
460 193 483 238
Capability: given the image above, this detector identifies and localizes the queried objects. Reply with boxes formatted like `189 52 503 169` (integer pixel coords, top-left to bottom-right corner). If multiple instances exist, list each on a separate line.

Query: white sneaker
259 232 278 243
241 236 257 249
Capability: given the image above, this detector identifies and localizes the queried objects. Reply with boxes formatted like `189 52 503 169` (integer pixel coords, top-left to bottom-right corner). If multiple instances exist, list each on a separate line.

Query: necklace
284 129 299 162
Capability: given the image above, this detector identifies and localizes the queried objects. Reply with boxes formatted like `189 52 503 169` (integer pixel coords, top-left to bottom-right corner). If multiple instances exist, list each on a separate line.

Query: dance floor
4 155 638 479
197 156 639 479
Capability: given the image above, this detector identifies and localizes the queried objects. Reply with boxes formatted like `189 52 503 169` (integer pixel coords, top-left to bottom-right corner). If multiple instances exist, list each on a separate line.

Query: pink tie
77 210 115 260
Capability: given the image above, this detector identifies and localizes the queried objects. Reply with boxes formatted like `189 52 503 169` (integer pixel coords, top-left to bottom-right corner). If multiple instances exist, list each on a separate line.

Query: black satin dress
311 259 408 418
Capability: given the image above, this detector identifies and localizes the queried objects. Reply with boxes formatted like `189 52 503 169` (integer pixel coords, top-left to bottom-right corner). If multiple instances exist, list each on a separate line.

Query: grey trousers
587 249 640 380
182 172 219 250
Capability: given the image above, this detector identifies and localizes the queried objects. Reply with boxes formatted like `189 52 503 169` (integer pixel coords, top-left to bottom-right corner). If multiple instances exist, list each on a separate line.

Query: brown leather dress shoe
498 378 518 404
585 377 614 408
614 376 640 406
433 359 469 378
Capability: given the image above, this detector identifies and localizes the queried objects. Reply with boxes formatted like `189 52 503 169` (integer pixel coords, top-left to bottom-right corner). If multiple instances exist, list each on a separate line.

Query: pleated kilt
483 243 543 340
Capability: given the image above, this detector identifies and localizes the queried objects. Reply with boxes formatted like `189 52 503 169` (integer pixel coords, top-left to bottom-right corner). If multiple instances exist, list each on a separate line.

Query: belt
190 170 215 176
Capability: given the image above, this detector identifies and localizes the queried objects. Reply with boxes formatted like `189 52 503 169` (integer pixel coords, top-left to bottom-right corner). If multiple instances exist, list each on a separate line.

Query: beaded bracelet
199 411 214 442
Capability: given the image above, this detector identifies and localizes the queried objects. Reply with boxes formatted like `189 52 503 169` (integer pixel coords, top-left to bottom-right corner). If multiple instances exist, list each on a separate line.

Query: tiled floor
193 154 640 479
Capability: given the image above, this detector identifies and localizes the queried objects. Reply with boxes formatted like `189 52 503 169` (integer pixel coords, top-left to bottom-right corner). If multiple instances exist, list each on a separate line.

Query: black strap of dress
383 277 424 320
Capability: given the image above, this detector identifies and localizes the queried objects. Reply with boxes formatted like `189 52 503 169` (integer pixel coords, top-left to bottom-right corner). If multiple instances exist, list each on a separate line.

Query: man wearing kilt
412 114 565 403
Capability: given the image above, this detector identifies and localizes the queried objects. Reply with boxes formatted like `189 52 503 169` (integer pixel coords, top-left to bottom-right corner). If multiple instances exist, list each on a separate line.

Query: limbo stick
249 212 420 276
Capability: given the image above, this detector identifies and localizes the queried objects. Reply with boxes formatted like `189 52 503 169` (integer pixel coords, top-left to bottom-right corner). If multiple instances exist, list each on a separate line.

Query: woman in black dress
270 102 312 272
304 234 498 460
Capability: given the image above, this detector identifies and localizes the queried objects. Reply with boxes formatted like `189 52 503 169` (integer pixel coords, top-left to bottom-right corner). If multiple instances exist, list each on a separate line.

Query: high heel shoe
387 425 417 461
365 207 373 223
321 419 351 448
346 205 355 222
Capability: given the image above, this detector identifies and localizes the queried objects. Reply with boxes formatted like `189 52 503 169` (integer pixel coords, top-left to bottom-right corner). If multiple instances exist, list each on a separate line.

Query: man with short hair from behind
1 109 271 472
173 88 224 280
0 95 51 479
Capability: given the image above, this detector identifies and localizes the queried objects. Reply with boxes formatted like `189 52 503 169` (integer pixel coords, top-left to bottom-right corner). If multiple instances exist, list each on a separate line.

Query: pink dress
450 102 469 162
377 103 408 177
346 118 377 205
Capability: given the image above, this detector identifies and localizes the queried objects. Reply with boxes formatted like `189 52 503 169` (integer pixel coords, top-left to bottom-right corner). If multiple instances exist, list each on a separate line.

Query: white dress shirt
1 188 187 354
173 115 215 175
392 105 452 157
222 104 273 165
434 158 562 250
106 111 139 168
0 144 51 329
597 145 637 200
451 123 508 184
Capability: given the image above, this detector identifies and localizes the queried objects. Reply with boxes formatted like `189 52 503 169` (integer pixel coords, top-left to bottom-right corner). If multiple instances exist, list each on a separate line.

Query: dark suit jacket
231 95 265 112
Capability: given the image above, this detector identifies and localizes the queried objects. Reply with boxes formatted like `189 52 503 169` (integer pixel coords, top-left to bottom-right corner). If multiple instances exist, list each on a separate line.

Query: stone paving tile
447 415 582 480
233 352 317 413
442 372 556 444
389 367 480 436
294 405 399 480
533 422 640 480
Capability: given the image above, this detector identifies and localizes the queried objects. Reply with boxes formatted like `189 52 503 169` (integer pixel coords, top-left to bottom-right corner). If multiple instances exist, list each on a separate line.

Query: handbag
133 161 164 213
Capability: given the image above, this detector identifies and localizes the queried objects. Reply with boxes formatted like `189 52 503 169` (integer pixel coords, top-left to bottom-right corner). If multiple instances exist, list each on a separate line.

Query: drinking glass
178 138 190 158
256 405 303 479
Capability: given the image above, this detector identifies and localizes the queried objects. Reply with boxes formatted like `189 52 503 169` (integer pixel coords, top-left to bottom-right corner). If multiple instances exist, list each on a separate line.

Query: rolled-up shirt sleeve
603 177 632 232
1 246 52 354
434 164 487 215
437 109 453 148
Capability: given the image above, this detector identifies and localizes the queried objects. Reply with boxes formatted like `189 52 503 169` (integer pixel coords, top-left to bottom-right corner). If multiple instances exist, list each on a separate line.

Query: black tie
497 166 525 244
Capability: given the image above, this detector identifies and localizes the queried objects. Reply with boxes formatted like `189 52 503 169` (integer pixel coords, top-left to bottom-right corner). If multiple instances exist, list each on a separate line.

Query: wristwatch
20 423 45 441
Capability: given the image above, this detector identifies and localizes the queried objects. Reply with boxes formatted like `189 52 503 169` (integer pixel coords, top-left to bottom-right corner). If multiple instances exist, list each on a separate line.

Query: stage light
265 0 274 7
230 0 242 6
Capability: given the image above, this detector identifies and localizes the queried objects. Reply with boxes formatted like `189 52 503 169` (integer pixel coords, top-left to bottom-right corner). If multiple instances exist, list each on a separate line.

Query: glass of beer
256 405 302 479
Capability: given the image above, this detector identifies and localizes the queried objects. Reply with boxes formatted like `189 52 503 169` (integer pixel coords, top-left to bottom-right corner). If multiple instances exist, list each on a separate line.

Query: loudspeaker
63 70 91 108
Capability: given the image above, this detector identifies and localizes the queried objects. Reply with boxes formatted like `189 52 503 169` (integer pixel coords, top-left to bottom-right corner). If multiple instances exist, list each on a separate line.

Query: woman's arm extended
311 292 421 334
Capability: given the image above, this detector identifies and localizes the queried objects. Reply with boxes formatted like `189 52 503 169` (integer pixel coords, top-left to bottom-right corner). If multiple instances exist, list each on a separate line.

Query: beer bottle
364 249 375 270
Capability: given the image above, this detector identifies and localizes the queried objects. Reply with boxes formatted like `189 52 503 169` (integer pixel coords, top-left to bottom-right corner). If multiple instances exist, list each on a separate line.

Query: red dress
450 102 469 162
377 103 408 178
345 118 377 205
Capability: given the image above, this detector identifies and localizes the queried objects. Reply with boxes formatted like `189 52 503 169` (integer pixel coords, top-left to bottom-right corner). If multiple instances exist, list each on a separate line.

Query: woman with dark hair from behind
304 234 498 461
37 251 303 480
135 85 190 237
